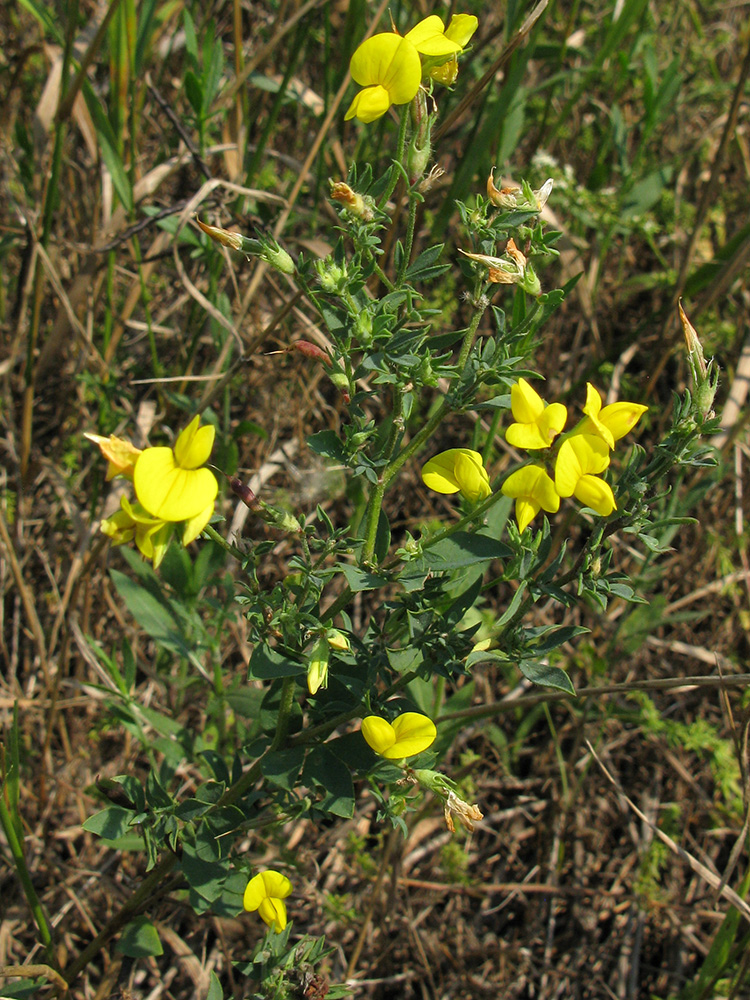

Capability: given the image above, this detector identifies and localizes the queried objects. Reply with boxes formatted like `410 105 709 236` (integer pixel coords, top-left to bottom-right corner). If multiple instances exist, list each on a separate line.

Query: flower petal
243 870 292 913
135 448 218 521
555 434 610 497
598 401 648 441
345 85 391 122
388 712 437 758
85 432 142 480
258 897 287 932
511 378 545 423
349 34 421 104
405 15 462 56
453 450 491 501
182 501 214 545
361 716 396 755
515 497 541 533
421 450 462 493
574 475 616 516
174 415 215 469
445 13 478 46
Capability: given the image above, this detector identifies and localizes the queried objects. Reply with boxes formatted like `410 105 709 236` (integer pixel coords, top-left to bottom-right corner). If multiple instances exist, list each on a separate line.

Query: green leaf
261 747 306 791
307 430 346 462
206 971 224 1000
248 644 304 679
110 569 191 658
340 565 389 592
80 81 133 212
303 746 355 818
117 916 163 957
83 806 136 840
422 532 511 572
518 661 575 695
403 243 450 282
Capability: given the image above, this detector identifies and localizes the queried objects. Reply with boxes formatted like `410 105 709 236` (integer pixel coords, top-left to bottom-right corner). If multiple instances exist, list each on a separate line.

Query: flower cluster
502 379 647 532
87 416 218 567
419 380 646 533
345 13 478 123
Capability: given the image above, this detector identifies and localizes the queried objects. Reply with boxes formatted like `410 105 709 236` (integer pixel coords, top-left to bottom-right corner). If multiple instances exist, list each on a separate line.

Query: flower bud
261 240 295 276
291 340 332 366
307 637 330 695
679 301 719 419
315 258 348 294
326 629 350 652
230 477 262 510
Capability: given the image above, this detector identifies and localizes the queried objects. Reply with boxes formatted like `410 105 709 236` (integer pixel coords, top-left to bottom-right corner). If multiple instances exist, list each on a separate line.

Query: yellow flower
362 712 437 759
134 416 218 523
101 497 173 568
404 13 473 57
501 464 560 533
345 33 422 123
555 434 616 516
505 379 568 450
85 432 142 480
243 870 292 933
580 383 648 449
421 448 491 502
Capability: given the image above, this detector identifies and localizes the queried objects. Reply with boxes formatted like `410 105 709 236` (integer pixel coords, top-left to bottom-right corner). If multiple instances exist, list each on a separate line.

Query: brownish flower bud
229 477 261 510
291 340 332 366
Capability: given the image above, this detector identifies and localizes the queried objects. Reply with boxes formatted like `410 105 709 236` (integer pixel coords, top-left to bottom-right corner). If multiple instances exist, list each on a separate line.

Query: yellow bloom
101 497 173 568
404 14 472 57
555 434 616 516
134 416 218 523
361 712 437 759
501 464 560 533
243 870 292 933
580 383 648 449
505 379 568 450
345 33 422 123
85 432 142 480
306 637 330 696
421 448 491 502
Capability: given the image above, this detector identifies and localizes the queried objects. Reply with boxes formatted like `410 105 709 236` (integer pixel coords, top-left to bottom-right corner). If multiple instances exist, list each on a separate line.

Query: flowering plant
69 9 721 998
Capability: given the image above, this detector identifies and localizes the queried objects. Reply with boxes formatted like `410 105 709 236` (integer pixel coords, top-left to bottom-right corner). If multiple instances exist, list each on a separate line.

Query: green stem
0 794 56 968
396 194 419 287
203 523 247 562
377 106 409 211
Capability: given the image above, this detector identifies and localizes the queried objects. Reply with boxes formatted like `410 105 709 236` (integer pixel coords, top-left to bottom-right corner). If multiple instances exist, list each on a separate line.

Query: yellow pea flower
580 383 648 449
421 448 491 503
555 434 616 516
85 432 142 480
134 416 218 523
501 464 560 533
505 378 568 450
345 33 422 123
243 870 292 933
404 14 471 57
101 497 173 568
361 712 437 759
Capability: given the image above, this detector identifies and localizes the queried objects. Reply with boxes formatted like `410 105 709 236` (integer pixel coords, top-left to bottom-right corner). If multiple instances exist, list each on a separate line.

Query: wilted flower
330 182 374 220
580 383 648 449
361 712 437 759
85 433 142 480
134 415 218 526
555 434 616 516
243 870 292 933
501 464 560 533
459 240 541 295
421 448 491 502
505 378 568 450
486 172 553 211
444 789 484 833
